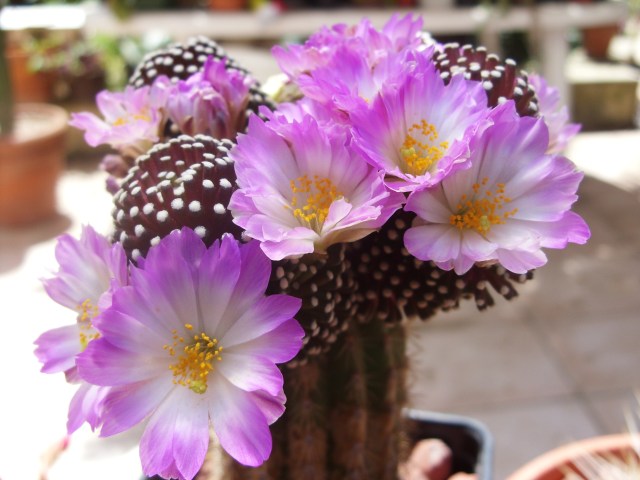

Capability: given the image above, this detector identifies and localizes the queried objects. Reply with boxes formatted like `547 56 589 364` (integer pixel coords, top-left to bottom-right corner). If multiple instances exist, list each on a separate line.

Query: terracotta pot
507 434 638 480
6 46 56 103
582 24 620 60
0 103 68 226
209 0 246 10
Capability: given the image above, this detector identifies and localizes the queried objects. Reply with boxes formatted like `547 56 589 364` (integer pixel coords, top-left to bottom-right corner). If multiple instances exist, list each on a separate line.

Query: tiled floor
1 123 639 480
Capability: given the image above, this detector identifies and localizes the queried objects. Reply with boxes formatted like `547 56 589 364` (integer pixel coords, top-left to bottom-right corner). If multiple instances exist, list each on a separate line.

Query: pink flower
272 14 423 82
229 114 404 260
163 57 254 139
34 225 128 432
77 230 303 480
404 102 590 274
351 58 492 192
69 86 167 159
529 73 581 154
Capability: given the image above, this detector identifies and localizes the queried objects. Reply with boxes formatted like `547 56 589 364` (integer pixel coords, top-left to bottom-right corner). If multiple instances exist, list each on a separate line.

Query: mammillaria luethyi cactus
37 15 590 480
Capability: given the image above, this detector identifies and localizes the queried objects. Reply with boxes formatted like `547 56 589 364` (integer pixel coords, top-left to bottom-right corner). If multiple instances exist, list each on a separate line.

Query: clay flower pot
209 0 246 10
6 45 56 103
582 24 621 60
507 433 639 480
0 103 67 226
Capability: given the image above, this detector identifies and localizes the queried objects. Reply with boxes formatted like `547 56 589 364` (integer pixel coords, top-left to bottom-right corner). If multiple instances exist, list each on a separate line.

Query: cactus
113 33 552 480
196 318 409 480
191 211 532 480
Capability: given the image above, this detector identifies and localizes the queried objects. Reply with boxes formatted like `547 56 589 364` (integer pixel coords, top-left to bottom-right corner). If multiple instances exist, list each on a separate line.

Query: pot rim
506 433 639 480
2 103 68 146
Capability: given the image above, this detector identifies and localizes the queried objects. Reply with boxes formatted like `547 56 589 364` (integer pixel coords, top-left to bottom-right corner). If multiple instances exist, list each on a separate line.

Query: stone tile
568 130 640 193
525 244 640 322
585 388 640 435
435 398 602 480
406 318 572 411
541 313 640 392
573 175 640 245
411 277 539 328
522 178 640 321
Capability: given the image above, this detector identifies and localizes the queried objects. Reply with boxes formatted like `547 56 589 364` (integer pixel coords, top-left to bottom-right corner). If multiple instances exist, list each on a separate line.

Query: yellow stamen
449 179 518 235
112 112 151 127
77 299 100 350
164 324 222 394
288 174 343 232
400 120 449 176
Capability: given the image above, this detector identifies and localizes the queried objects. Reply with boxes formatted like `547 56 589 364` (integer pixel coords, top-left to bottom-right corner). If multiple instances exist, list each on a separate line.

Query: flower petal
247 389 286 425
209 378 273 467
215 353 284 396
228 318 305 364
34 324 81 374
198 234 242 334
404 224 461 263
140 387 210 480
99 377 173 437
221 294 302 347
67 383 109 433
78 339 164 386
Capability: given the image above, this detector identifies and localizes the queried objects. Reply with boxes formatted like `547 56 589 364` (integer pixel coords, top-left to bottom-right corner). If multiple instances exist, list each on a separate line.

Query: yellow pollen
449 179 518 235
112 112 151 127
288 174 343 232
400 120 449 176
77 299 100 350
164 325 222 394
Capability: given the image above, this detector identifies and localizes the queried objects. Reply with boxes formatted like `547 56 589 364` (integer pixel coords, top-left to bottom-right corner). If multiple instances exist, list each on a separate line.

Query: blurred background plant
0 1 15 136
12 28 171 100
1 0 175 111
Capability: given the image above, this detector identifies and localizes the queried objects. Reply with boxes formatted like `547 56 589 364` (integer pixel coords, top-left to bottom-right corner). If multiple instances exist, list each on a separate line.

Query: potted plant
32 16 590 480
0 7 68 227
507 433 640 480
508 395 640 480
19 29 108 103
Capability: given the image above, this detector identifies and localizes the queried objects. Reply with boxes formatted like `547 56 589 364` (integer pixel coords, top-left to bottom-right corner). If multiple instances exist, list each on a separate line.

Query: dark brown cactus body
129 36 248 88
190 208 533 480
112 134 242 262
197 316 409 480
128 36 274 124
347 210 534 325
433 42 539 117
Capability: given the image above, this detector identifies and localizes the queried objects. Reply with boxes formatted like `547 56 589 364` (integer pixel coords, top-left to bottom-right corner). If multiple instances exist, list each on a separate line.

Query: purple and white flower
351 58 492 192
77 230 303 480
229 114 405 260
529 73 581 154
404 101 590 275
69 85 167 159
295 45 411 114
272 14 423 83
34 225 128 432
163 57 254 139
